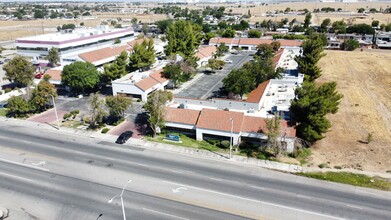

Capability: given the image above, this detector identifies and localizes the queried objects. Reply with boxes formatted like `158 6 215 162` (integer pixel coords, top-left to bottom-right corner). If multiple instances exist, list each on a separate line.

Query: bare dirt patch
309 49 391 173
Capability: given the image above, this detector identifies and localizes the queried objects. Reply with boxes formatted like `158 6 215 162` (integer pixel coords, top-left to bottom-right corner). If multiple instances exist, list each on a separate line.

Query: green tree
105 94 132 119
47 47 60 67
341 39 359 51
144 90 173 137
204 32 216 44
7 96 30 118
270 41 281 51
207 59 225 72
156 19 173 33
88 93 107 129
245 55 281 86
294 35 326 82
216 43 229 57
332 20 347 34
102 51 128 83
61 61 100 94
357 8 365 13
347 23 375 34
265 115 282 155
304 12 312 28
162 63 183 88
290 81 343 143
3 55 34 87
248 29 261 38
223 68 253 99
34 9 46 19
320 18 331 32
371 20 379 27
256 43 274 59
128 38 156 71
222 28 236 38
29 78 57 113
165 20 202 60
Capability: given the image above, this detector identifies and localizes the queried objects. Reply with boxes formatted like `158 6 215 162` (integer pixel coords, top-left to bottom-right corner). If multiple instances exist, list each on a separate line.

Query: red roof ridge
246 80 270 103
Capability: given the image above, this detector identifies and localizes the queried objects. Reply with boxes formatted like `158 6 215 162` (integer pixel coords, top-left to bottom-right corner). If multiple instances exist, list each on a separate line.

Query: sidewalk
1 116 391 178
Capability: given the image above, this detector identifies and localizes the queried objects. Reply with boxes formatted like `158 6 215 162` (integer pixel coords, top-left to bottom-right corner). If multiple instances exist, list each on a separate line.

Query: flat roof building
16 25 135 65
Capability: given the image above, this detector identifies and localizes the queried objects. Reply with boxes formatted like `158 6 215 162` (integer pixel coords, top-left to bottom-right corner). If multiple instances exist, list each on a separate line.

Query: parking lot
175 51 254 99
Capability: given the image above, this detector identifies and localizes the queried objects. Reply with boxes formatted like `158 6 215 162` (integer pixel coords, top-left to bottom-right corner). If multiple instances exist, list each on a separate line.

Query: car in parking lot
0 102 8 109
224 59 233 64
0 61 4 65
4 58 11 62
115 131 133 144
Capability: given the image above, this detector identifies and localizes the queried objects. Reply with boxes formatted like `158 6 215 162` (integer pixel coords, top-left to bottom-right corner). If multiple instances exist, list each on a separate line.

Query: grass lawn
146 133 225 153
298 172 391 191
0 109 7 117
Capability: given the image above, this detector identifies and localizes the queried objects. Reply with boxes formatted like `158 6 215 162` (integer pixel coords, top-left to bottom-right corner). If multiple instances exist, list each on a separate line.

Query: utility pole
51 95 60 130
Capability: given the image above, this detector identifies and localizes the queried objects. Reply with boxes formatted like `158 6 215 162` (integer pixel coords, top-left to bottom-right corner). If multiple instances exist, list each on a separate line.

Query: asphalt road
176 52 254 99
0 124 391 220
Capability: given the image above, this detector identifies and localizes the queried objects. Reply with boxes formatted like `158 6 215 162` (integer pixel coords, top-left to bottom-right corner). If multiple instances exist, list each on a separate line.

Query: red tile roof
44 69 62 81
164 108 201 125
239 38 273 45
272 48 285 68
79 45 128 63
210 37 239 44
127 38 147 48
241 116 267 133
150 69 168 84
135 76 159 92
196 46 217 60
197 108 244 133
246 80 270 103
242 116 296 138
277 39 303 47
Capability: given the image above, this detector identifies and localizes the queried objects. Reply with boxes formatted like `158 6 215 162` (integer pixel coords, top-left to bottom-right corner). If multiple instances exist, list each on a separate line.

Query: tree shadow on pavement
134 112 148 137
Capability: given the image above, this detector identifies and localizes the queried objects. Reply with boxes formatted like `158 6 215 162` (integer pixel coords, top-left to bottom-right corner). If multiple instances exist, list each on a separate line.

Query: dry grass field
311 49 391 173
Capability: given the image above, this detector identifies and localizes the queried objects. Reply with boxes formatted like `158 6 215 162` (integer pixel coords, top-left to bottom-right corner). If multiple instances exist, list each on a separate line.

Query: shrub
220 140 230 149
318 163 329 169
366 133 373 144
83 117 91 124
112 117 125 126
207 139 220 146
70 110 80 115
4 88 11 93
101 128 110 133
334 166 342 169
63 113 71 120
0 91 2 95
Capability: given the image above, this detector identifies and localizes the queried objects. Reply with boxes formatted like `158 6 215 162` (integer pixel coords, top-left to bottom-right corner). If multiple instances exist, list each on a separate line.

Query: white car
224 59 233 64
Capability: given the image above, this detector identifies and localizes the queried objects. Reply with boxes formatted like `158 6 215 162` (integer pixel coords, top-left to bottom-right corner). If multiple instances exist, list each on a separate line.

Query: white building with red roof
16 26 135 65
164 107 296 151
111 61 169 101
209 37 302 51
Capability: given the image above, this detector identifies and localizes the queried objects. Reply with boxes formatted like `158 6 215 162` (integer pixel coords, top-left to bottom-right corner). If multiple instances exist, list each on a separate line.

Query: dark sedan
115 131 133 144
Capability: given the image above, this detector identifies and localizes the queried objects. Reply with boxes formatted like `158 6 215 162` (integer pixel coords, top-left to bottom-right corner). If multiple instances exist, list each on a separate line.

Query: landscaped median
297 172 391 191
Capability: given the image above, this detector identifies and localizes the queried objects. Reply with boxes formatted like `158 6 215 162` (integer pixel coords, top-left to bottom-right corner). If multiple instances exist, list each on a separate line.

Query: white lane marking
162 180 345 220
296 195 313 200
142 208 190 220
172 187 188 193
136 163 149 167
0 158 49 172
209 177 223 182
169 170 184 174
250 186 266 190
346 204 363 210
0 171 33 182
31 161 46 166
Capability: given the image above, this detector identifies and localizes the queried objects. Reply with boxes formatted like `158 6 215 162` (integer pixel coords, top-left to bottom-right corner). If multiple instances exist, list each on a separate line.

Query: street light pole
108 180 132 220
51 95 60 130
229 118 233 159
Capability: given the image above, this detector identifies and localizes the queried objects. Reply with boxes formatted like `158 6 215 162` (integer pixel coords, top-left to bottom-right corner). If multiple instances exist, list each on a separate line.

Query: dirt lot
309 49 391 173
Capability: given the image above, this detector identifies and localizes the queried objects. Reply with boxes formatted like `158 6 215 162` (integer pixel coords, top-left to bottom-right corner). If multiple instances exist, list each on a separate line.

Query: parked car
224 59 233 64
0 102 8 109
0 61 4 65
115 131 133 144
35 73 43 79
4 58 11 62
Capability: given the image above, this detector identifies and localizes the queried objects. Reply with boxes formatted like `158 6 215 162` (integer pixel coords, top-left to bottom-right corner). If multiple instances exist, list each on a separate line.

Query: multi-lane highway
0 122 391 220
